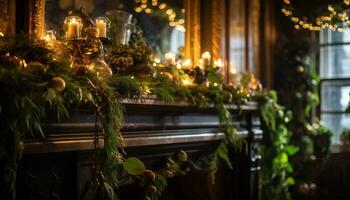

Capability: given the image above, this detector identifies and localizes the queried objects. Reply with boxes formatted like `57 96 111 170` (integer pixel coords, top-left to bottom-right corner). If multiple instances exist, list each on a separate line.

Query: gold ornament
143 170 156 184
27 61 47 73
51 76 66 92
92 62 113 78
296 65 305 73
161 72 173 81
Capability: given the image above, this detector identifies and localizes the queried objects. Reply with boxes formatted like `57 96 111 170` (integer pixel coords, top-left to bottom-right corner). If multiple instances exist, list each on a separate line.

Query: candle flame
214 59 223 68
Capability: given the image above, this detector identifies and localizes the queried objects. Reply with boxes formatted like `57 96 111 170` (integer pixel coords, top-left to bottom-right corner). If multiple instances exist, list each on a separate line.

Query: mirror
44 0 185 58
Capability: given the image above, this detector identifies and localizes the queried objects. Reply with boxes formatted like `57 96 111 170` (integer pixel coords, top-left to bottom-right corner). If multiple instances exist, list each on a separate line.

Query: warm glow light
165 52 175 65
182 59 192 69
198 59 204 69
166 9 174 15
176 25 186 32
281 0 350 32
145 8 152 13
154 57 161 64
20 59 27 68
214 59 223 68
176 63 182 69
66 16 81 39
201 51 211 66
159 3 166 9
182 78 192 86
0 32 4 37
135 7 142 12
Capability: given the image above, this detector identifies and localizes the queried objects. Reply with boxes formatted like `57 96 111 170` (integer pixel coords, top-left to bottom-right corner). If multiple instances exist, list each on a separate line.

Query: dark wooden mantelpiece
17 100 262 200
23 100 261 154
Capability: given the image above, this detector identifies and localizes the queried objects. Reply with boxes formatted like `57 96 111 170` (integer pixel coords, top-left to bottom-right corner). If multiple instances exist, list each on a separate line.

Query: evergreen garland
0 34 304 200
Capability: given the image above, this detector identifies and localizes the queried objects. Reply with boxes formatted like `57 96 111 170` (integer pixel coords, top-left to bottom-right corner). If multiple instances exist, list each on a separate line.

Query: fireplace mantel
23 100 262 154
17 100 262 200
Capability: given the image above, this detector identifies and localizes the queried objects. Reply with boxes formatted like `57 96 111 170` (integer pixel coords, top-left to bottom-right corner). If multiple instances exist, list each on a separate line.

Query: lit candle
198 59 204 69
176 63 182 69
43 30 56 48
165 52 175 65
182 59 192 69
201 51 211 67
214 59 223 68
67 17 80 39
96 19 107 38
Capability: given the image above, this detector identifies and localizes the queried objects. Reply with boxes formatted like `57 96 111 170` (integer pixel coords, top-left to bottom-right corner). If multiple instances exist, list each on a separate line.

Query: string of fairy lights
281 0 350 32
133 0 185 32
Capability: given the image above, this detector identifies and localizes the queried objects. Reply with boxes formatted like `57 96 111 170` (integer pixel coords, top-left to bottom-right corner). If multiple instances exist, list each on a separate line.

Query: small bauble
51 76 66 92
296 65 305 73
148 186 157 194
27 61 47 73
143 170 156 184
94 63 113 78
161 72 173 81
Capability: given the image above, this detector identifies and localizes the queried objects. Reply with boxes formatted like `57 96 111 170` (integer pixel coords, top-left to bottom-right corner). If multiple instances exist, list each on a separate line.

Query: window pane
320 45 350 78
321 80 350 112
321 113 350 144
320 28 350 44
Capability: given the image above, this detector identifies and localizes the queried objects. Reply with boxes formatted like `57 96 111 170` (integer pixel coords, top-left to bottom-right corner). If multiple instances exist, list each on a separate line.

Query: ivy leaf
123 157 146 176
286 177 295 185
285 145 299 156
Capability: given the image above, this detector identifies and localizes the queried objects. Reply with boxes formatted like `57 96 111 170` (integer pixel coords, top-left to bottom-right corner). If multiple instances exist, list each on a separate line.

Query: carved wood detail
29 0 45 37
185 0 201 66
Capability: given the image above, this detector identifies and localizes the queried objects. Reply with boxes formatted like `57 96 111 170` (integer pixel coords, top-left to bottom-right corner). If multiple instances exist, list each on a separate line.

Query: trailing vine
276 38 332 199
257 91 297 200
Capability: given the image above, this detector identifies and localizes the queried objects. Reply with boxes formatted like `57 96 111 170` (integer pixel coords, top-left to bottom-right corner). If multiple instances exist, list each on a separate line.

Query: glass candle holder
106 10 133 45
43 30 56 42
64 16 83 40
95 17 110 38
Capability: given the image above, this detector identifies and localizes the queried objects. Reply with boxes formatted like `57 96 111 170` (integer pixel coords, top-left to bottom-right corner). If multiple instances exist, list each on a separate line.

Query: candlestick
201 51 211 67
165 52 175 65
96 17 108 38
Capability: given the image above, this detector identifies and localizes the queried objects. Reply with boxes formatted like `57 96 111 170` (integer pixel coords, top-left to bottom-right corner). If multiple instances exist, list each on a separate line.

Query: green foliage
0 34 307 200
109 76 141 98
257 91 298 200
276 38 332 199
123 157 146 176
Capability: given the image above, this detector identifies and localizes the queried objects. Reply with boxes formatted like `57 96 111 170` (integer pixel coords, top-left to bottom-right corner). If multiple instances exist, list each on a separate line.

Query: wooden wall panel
0 0 15 35
185 0 201 66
